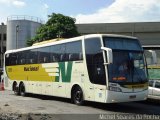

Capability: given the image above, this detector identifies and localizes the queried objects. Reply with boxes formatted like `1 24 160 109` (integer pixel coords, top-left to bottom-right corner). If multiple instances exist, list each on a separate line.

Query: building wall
76 22 160 45
0 23 6 69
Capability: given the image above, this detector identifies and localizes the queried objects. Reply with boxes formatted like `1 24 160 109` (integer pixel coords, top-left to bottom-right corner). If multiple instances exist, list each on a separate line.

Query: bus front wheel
19 83 26 96
72 86 84 105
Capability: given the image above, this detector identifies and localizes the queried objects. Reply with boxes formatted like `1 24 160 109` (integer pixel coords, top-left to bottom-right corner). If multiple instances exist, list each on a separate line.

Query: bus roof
5 34 138 54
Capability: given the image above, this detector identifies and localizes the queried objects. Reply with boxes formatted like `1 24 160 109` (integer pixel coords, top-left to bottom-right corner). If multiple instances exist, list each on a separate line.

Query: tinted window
50 44 65 62
5 53 18 66
5 40 83 65
27 49 38 64
17 51 26 65
38 47 50 63
5 54 10 66
104 37 142 51
149 80 154 87
66 41 83 61
85 37 106 85
155 81 160 88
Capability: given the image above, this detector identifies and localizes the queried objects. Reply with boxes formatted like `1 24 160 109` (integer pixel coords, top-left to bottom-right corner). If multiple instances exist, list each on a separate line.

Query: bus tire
19 83 26 96
72 86 84 105
13 82 19 95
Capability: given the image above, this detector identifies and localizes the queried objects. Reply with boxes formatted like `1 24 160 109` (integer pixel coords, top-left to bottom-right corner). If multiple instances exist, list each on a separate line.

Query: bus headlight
109 86 122 92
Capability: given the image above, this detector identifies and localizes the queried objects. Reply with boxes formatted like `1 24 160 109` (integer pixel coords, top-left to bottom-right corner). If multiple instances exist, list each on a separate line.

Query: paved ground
0 90 160 120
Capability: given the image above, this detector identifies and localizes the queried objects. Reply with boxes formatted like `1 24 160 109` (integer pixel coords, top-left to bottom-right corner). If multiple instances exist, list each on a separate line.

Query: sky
0 0 160 24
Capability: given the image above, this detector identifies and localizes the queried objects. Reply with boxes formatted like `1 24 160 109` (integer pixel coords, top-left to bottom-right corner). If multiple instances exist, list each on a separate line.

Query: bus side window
43 57 48 63
38 46 50 63
50 44 65 62
30 59 34 64
5 54 10 66
25 50 30 64
149 80 154 87
69 54 73 61
60 54 65 61
17 51 26 65
21 59 25 64
9 53 18 65
66 41 83 61
79 53 83 60
28 49 38 64
52 56 56 62
155 81 160 88
52 55 60 62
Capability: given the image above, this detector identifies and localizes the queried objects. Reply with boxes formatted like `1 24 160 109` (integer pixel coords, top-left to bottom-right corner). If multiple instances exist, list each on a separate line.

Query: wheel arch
19 81 26 96
19 81 24 87
71 84 84 99
12 81 17 91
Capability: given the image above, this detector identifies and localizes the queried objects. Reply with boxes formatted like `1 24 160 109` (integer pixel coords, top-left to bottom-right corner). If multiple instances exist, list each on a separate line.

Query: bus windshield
103 37 148 84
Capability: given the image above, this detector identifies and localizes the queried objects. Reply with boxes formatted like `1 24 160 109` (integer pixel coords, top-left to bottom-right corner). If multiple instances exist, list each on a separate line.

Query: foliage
27 13 80 46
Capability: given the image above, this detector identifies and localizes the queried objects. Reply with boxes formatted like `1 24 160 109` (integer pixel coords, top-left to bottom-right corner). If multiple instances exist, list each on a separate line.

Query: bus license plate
129 95 136 99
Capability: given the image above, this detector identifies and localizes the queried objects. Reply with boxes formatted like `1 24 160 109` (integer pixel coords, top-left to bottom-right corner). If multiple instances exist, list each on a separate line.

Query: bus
143 45 160 81
4 34 148 105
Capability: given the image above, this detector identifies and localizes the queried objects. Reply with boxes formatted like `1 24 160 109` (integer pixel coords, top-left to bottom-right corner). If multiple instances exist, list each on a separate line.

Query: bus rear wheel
19 83 26 96
13 82 19 95
72 87 84 105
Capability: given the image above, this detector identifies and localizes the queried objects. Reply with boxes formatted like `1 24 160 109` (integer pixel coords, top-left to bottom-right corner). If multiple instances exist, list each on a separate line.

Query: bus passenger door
83 74 95 101
93 54 107 103
84 37 106 102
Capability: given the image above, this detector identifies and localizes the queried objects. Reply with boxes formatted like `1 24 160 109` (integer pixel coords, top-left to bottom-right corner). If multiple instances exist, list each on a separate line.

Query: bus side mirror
101 47 113 64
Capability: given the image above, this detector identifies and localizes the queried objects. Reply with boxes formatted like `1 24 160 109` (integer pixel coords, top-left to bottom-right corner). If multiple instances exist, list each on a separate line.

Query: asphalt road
0 90 160 120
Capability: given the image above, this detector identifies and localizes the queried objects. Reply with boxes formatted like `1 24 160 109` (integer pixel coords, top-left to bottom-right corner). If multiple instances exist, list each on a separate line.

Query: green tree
27 13 80 46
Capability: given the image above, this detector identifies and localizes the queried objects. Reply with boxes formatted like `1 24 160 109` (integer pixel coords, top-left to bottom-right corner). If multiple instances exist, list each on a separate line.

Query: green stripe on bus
55 62 73 82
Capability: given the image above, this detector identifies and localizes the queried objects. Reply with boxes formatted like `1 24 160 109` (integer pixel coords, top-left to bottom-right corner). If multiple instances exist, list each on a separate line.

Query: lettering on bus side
55 62 73 82
24 66 39 71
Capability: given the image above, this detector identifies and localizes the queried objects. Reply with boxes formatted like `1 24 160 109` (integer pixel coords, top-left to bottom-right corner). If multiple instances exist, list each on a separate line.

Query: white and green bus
4 34 148 105
143 45 160 81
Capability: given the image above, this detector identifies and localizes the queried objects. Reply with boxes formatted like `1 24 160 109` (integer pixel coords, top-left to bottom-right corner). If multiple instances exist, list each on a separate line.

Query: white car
148 80 160 99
